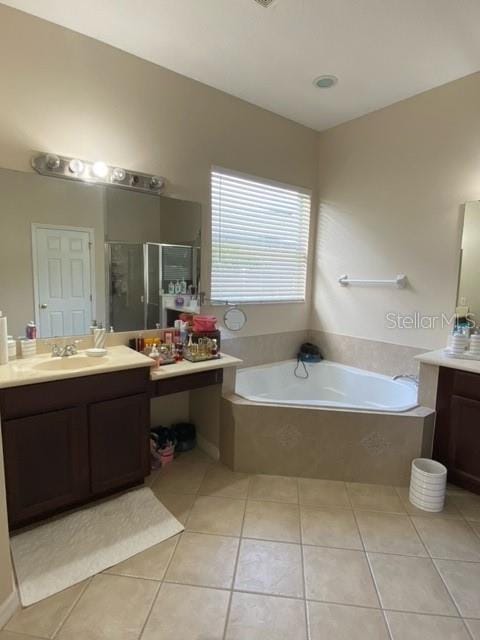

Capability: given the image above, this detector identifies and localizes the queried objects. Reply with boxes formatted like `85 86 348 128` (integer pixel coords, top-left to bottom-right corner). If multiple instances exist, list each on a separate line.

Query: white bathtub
235 359 418 413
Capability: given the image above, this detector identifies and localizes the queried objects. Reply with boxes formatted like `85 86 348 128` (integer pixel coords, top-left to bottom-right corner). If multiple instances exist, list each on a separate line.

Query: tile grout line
138 527 182 640
463 618 476 640
408 515 463 620
296 478 311 640
136 580 163 640
464 517 480 541
346 484 394 640
221 474 251 640
51 576 93 639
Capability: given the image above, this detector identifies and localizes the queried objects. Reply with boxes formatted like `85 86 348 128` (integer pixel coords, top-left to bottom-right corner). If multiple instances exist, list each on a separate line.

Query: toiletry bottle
149 344 160 368
175 341 184 361
180 278 187 294
174 280 181 294
7 336 16 360
211 338 219 357
168 281 175 295
26 321 37 339
0 312 8 365
93 325 106 349
174 319 181 340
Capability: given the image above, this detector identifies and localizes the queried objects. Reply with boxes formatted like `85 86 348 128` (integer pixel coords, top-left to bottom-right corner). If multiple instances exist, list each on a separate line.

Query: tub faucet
392 374 419 385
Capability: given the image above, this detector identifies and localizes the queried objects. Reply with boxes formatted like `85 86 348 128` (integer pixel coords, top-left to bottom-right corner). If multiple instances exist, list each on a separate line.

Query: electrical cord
294 356 309 379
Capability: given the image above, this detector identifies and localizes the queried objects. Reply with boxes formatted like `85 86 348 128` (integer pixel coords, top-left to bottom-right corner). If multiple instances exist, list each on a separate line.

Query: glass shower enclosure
106 242 198 332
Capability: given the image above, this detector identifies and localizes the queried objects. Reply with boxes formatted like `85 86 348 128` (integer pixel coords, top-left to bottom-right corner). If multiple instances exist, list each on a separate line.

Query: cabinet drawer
151 368 223 397
452 369 480 403
0 367 150 420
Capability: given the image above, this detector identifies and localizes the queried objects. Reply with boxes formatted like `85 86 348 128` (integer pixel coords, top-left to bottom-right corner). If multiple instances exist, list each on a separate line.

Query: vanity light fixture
68 158 85 175
45 154 61 170
92 161 109 179
31 153 166 194
112 167 126 182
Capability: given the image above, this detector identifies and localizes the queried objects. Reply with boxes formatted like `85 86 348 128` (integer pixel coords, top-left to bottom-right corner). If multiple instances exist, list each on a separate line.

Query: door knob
40 303 48 309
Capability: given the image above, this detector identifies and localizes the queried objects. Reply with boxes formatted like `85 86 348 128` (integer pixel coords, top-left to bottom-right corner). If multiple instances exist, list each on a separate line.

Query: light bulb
92 161 109 179
69 158 85 175
149 176 163 190
45 154 60 170
112 167 126 181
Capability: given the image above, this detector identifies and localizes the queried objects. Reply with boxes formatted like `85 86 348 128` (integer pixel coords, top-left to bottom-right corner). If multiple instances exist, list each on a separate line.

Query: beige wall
0 3 318 339
313 73 480 350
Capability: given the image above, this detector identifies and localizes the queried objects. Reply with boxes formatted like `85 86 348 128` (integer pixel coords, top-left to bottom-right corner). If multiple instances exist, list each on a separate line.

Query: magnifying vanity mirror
457 201 480 326
223 307 247 331
0 165 202 338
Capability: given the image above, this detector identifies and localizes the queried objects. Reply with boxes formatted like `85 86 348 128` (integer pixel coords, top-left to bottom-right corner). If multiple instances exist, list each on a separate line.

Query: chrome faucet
392 374 419 385
51 342 80 357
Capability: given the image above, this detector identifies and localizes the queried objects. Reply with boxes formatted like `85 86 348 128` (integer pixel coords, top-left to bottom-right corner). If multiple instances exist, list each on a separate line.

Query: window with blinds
211 167 311 303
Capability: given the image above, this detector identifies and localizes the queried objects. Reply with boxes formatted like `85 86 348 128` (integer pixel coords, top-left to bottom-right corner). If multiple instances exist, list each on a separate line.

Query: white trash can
409 458 447 512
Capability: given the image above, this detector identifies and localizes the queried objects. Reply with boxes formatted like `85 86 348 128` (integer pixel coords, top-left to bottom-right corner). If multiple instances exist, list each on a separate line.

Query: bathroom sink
33 355 109 371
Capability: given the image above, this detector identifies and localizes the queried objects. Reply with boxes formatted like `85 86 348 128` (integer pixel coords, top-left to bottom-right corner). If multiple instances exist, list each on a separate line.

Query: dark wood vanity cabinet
434 367 480 494
0 368 150 529
2 407 90 525
89 394 149 494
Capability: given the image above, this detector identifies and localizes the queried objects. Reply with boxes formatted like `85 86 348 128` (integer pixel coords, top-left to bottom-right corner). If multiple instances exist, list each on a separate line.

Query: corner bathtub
235 359 418 413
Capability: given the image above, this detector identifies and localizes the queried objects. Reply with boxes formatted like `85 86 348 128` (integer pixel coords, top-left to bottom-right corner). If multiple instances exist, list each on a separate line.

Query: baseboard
196 434 220 461
0 589 19 627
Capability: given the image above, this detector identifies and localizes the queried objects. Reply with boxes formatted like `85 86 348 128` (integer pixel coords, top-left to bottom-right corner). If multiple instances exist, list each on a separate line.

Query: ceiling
3 0 480 131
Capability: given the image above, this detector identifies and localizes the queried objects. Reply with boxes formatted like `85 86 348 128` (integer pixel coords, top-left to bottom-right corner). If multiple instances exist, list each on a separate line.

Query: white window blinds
211 168 311 303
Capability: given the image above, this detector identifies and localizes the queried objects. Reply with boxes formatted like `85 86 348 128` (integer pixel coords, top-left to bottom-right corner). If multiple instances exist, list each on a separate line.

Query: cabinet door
2 407 89 528
89 393 149 494
447 395 480 492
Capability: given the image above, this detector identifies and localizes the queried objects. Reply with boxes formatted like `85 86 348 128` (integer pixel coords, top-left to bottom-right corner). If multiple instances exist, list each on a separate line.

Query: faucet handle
49 343 61 357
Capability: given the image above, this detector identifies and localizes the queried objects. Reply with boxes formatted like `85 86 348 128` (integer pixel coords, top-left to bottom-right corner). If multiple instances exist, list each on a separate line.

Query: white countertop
415 349 480 374
0 345 153 389
150 353 242 380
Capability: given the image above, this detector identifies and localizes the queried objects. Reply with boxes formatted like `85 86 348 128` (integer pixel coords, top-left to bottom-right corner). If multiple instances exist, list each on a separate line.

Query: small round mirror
223 307 247 331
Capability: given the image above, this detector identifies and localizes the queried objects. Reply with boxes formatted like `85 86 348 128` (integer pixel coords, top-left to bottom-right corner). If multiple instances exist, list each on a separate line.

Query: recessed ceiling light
313 75 338 89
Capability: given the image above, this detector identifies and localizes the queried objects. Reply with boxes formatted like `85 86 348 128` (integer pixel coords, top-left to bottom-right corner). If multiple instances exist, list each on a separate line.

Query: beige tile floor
3 449 480 640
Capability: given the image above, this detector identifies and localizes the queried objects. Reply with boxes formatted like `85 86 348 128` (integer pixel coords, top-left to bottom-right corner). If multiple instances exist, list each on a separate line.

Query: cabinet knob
40 303 48 309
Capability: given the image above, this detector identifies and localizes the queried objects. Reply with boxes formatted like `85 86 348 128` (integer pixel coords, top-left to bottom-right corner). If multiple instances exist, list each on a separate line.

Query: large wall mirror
457 201 480 325
0 167 202 338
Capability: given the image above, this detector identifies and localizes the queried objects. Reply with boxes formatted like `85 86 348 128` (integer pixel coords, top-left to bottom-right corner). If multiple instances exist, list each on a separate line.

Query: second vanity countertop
0 346 243 389
150 353 242 380
415 349 480 375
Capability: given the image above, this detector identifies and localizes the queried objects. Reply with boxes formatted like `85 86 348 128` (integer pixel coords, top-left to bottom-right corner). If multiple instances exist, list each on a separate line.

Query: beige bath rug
11 487 183 606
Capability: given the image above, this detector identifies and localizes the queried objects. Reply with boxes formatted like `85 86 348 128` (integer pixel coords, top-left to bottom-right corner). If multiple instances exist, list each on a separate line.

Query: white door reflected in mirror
33 225 94 338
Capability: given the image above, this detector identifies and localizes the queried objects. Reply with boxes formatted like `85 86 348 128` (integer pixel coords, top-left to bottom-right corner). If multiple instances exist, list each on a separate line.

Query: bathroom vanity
0 346 241 529
0 347 152 529
417 350 480 495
